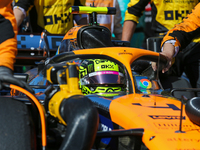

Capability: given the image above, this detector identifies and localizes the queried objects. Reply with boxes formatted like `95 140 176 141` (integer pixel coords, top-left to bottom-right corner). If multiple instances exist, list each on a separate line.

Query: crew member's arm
0 1 34 93
113 0 123 40
152 2 200 73
152 43 176 73
13 0 33 27
121 20 137 41
121 0 149 41
0 1 18 70
161 3 200 48
13 7 25 27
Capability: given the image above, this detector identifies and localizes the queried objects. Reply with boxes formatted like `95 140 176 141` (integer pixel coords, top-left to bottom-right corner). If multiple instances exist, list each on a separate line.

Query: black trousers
172 42 200 96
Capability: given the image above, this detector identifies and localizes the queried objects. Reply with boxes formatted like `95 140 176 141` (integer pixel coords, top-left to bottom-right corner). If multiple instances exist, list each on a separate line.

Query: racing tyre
0 97 33 150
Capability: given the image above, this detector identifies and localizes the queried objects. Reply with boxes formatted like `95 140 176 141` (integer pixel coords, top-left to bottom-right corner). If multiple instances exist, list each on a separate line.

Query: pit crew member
121 0 200 93
152 2 200 96
121 0 199 41
13 0 87 34
0 0 33 92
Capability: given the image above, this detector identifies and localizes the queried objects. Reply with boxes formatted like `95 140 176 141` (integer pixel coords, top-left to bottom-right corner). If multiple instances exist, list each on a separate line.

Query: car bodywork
8 6 200 150
21 47 200 150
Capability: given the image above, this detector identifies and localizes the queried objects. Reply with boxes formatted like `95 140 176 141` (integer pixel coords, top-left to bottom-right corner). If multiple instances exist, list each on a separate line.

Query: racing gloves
0 66 34 93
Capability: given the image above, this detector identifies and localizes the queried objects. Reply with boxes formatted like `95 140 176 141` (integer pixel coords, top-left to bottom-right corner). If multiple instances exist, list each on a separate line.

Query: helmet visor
81 71 125 85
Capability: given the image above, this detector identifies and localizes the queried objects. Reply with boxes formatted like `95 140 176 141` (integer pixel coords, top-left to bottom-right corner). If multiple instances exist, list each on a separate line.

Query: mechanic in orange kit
0 0 33 92
122 0 200 94
152 2 200 95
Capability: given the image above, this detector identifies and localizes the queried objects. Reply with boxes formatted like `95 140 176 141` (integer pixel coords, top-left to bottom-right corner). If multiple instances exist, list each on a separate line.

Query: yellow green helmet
79 59 125 97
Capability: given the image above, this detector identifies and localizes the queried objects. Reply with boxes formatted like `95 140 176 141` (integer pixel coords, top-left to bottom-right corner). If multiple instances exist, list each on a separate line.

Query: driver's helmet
79 59 126 97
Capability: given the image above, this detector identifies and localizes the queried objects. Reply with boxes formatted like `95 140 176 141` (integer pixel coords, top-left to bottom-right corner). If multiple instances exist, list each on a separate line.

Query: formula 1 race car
1 6 200 150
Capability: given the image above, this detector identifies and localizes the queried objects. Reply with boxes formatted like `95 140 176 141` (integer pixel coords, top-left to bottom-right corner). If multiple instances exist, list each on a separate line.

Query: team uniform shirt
0 0 18 70
125 0 199 34
162 2 200 50
14 0 85 34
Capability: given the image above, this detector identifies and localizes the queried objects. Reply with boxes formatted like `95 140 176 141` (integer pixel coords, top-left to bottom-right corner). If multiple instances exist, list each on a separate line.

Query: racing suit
14 0 86 34
125 0 199 35
0 1 18 70
162 2 200 92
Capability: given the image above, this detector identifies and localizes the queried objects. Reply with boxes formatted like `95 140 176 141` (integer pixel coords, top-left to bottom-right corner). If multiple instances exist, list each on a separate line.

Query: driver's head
79 59 126 97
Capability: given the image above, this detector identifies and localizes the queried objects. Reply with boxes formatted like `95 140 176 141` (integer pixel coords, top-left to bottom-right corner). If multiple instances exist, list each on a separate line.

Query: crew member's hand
0 66 34 93
151 43 175 73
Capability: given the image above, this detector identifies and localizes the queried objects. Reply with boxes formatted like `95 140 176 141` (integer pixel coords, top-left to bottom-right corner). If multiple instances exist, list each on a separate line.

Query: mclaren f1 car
2 6 200 150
